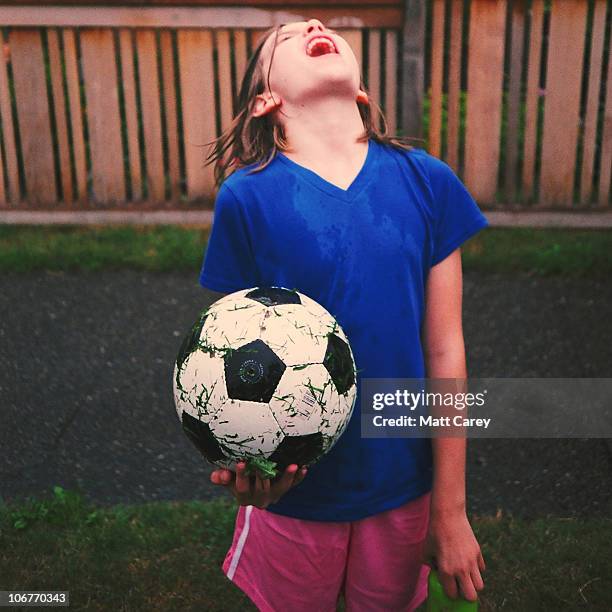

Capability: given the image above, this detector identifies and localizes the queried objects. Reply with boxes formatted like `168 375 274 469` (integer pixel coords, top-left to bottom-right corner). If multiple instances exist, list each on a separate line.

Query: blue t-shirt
199 138 489 521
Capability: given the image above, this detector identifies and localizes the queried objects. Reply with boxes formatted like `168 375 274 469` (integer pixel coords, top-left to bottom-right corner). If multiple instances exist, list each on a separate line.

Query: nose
304 19 326 37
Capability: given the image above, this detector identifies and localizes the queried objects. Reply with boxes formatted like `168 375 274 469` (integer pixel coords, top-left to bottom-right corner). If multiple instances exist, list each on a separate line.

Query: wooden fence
0 0 610 211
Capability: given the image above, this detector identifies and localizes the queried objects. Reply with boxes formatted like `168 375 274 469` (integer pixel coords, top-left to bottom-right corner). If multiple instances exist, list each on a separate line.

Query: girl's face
255 19 362 114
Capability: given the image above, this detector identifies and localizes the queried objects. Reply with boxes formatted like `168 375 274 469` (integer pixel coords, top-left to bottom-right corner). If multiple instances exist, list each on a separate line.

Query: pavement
1 270 611 518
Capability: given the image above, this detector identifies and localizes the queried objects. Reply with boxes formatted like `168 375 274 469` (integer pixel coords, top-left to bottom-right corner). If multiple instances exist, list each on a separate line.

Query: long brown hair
202 24 424 188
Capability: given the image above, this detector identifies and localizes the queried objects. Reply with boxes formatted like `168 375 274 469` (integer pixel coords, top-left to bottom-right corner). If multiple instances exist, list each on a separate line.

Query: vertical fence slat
233 29 248 114
521 0 544 202
118 29 141 202
136 29 165 204
580 0 607 207
160 29 180 203
0 33 20 205
504 0 526 203
48 28 73 206
0 125 5 204
446 0 463 172
217 28 233 135
368 29 381 129
539 0 588 208
80 28 125 205
384 29 398 136
598 41 612 208
343 29 363 70
428 0 444 157
63 28 87 204
400 1 424 141
251 28 269 51
9 29 56 207
178 29 216 202
464 0 506 205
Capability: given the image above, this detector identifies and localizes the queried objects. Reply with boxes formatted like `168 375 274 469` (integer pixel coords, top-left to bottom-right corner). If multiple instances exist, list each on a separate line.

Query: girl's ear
356 89 369 105
252 93 282 117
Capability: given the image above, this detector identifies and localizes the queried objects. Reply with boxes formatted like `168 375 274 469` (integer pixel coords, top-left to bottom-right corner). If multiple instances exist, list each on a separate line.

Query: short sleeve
199 183 260 292
426 155 490 267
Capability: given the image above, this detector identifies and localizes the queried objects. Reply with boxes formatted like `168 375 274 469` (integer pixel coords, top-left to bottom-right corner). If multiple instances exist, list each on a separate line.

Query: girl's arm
422 247 486 602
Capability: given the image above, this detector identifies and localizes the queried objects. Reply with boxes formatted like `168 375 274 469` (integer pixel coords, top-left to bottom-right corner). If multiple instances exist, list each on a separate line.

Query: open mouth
306 36 339 57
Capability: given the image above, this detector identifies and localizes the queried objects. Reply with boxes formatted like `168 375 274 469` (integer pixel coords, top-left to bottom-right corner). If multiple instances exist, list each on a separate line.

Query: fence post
400 0 425 141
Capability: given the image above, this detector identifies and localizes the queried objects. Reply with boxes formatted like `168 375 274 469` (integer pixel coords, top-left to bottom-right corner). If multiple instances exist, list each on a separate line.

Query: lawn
1 487 611 611
0 225 610 277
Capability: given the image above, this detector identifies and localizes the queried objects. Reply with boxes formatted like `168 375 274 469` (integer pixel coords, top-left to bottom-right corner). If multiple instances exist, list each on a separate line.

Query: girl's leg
222 504 350 612
343 492 432 612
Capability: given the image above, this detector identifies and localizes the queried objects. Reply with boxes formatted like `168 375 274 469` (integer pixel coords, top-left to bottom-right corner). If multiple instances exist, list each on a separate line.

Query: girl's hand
422 509 486 601
210 462 308 509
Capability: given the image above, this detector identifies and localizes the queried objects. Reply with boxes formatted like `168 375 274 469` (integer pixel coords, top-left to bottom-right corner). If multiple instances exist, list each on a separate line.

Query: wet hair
202 24 425 188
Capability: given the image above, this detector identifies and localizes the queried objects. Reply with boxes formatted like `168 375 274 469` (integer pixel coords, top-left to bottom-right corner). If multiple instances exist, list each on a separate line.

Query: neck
281 97 367 163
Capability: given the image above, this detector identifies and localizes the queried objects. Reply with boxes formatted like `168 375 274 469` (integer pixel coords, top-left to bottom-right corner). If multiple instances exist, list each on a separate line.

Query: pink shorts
222 491 432 612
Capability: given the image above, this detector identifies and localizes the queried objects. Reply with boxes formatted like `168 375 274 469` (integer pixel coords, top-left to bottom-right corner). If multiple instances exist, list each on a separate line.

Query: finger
255 473 271 494
457 571 478 602
439 572 458 600
291 466 308 487
273 464 299 493
471 566 485 592
234 462 250 495
477 550 486 572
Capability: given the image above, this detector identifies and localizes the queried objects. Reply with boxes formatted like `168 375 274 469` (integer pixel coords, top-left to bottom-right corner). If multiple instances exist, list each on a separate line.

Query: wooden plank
521 0 543 202
384 28 398 136
9 29 56 207
63 28 87 204
598 40 612 208
1 0 401 7
368 29 381 128
250 28 270 51
504 0 526 202
160 29 181 202
136 29 165 204
118 28 142 201
400 0 425 141
539 0 587 208
0 7 403 29
216 29 233 134
464 0 505 205
579 0 607 206
427 0 444 157
446 0 462 171
0 29 20 205
80 28 126 205
178 29 216 202
342 29 363 69
47 27 73 205
233 29 248 112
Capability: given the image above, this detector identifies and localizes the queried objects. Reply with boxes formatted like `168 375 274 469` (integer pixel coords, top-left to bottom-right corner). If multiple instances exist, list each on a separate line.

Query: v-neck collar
276 139 378 202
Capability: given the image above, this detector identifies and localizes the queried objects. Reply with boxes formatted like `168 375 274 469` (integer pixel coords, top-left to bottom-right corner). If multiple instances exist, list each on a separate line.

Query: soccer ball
173 286 357 478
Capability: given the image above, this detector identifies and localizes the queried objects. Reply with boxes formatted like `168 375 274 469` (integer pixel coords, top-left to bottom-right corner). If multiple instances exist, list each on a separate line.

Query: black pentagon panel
323 333 355 395
246 286 301 307
176 312 208 371
181 411 226 462
268 432 324 470
224 339 286 402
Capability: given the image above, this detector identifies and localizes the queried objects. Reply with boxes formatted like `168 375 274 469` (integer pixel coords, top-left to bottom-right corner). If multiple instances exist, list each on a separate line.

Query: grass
1 487 611 611
0 225 610 278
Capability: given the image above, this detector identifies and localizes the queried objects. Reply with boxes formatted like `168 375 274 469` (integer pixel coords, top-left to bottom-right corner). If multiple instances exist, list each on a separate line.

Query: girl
199 18 487 611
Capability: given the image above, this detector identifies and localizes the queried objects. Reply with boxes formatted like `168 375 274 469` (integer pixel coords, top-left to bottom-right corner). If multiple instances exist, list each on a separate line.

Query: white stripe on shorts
226 504 253 581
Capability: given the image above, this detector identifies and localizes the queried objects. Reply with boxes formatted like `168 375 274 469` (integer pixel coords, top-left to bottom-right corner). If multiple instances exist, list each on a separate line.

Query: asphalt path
1 270 611 518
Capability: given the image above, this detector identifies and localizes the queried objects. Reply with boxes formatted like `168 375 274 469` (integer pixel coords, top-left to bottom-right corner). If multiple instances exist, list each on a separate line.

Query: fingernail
301 468 307 475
